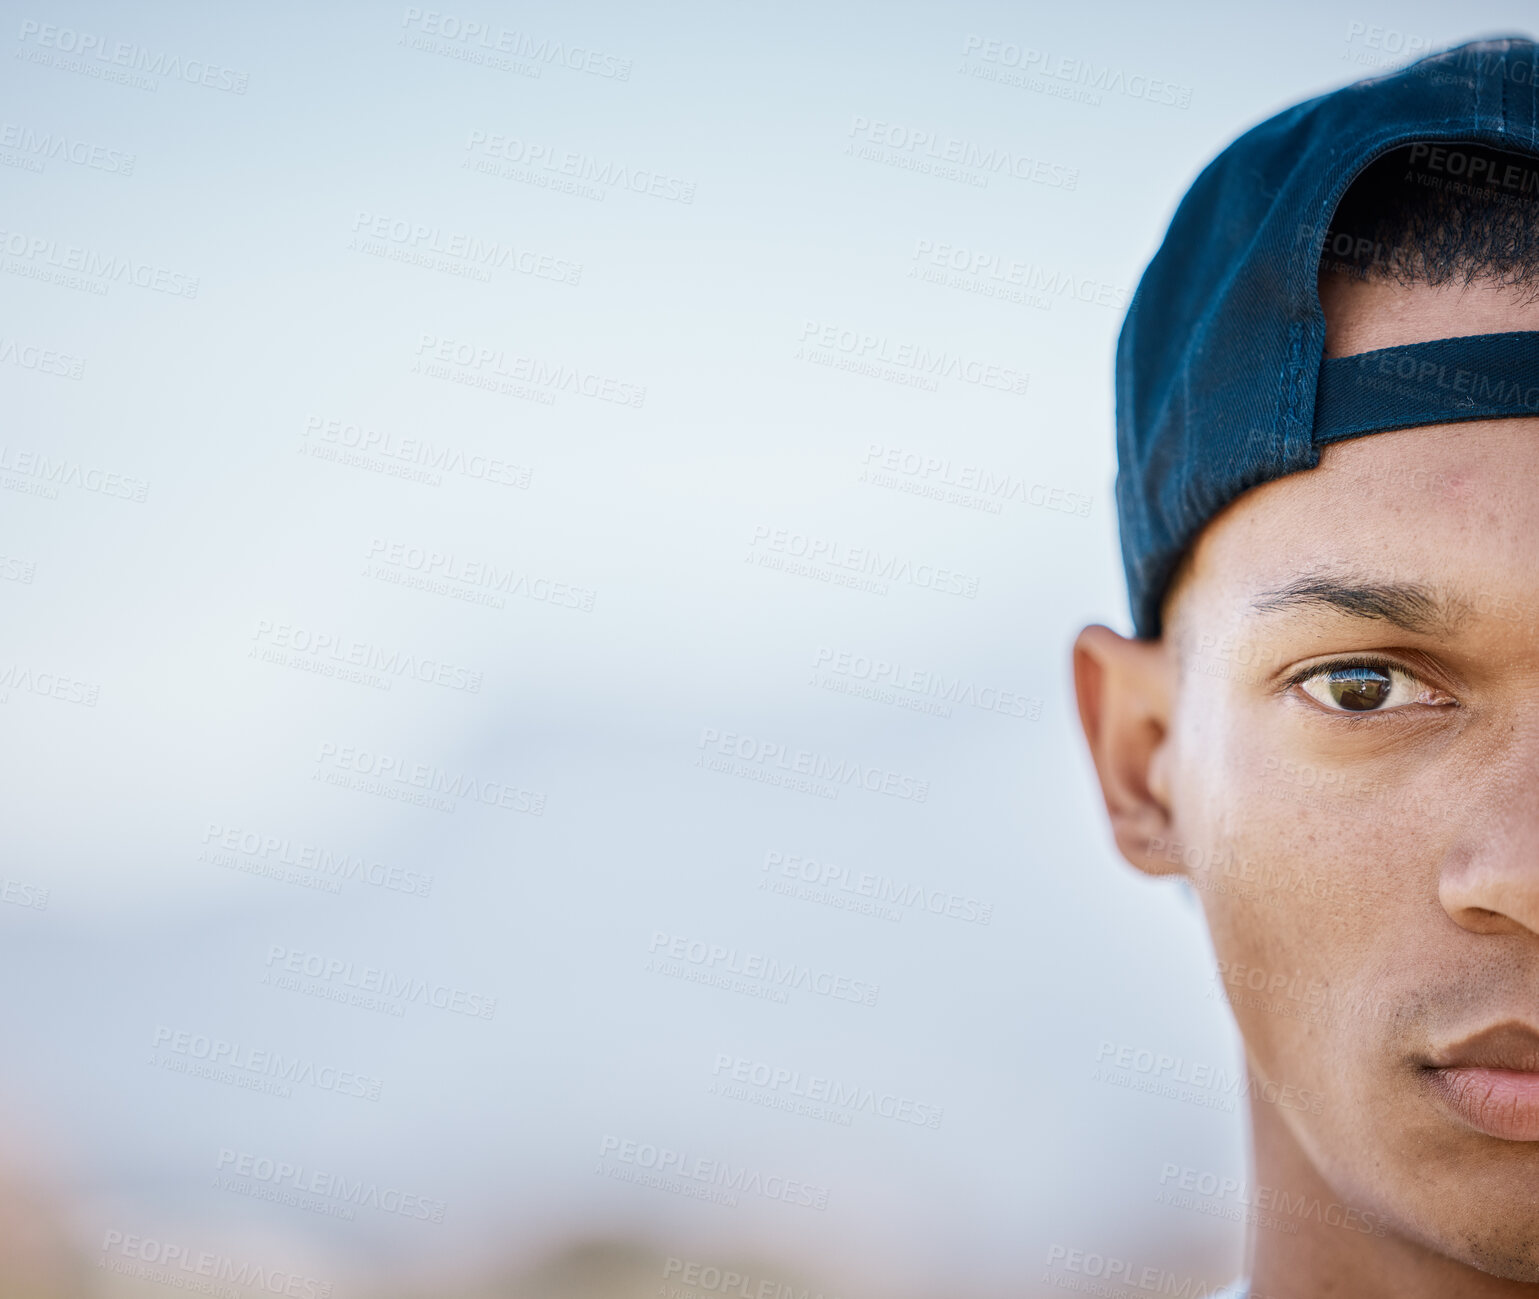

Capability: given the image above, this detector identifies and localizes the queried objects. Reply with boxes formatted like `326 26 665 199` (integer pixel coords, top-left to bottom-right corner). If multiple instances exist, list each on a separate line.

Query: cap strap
1313 330 1539 445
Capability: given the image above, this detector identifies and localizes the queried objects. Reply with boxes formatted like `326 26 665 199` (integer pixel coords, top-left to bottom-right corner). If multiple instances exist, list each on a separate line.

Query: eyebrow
1249 576 1464 635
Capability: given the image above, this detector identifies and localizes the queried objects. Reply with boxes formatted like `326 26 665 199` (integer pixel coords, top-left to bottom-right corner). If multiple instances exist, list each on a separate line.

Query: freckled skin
1076 277 1539 1298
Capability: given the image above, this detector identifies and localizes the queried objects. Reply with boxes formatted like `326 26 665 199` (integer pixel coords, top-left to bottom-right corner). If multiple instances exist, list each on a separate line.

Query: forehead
1320 274 1539 358
1174 418 1539 634
1168 275 1539 638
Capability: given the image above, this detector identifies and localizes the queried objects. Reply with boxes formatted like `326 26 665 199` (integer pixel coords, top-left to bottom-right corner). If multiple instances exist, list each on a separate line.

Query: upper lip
1426 1021 1539 1073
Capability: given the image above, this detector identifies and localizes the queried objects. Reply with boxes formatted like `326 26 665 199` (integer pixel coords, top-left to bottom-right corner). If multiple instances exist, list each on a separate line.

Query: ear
1072 624 1180 877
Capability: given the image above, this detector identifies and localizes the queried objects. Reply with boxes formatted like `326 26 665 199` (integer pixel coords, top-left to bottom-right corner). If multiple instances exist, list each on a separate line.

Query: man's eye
1298 664 1422 713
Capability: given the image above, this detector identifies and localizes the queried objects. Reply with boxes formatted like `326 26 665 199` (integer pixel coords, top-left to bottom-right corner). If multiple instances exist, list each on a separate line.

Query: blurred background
0 1 1525 1295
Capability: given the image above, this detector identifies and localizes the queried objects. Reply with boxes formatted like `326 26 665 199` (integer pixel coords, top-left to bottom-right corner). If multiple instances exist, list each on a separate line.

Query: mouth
1424 1022 1539 1142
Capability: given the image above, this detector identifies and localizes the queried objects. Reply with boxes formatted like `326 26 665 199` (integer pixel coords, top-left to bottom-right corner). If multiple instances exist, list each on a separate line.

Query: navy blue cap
1116 37 1539 639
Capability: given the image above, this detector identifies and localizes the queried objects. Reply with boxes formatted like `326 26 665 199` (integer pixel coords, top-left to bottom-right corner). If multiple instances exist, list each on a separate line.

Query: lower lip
1427 1067 1539 1141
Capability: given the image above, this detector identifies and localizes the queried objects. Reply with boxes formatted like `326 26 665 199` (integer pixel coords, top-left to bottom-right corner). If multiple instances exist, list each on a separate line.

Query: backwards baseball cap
1116 36 1539 639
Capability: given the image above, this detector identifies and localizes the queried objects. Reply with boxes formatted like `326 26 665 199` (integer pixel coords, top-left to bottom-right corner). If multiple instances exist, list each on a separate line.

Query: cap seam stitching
1520 44 1532 146
1501 44 1511 136
1476 45 1485 130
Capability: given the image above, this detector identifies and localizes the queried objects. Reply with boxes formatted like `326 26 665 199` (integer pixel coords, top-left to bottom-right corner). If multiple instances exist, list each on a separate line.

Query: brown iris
1327 666 1393 711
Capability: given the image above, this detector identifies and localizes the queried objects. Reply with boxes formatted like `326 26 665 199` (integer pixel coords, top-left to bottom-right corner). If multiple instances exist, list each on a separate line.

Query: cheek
1168 694 1473 1192
1167 699 1409 1086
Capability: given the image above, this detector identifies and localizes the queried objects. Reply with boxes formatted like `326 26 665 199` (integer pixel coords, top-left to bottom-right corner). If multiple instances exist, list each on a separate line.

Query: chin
1399 1207 1539 1282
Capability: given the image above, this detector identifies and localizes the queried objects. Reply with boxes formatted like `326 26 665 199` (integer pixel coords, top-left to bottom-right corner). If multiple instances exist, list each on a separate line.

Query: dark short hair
1320 141 1539 294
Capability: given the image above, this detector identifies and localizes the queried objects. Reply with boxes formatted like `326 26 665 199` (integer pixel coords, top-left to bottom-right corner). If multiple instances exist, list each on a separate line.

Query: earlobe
1072 625 1181 877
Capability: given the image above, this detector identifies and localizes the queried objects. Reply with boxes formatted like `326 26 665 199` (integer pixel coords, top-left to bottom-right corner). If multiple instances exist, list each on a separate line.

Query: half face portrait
14 16 1539 1299
1076 54 1539 1298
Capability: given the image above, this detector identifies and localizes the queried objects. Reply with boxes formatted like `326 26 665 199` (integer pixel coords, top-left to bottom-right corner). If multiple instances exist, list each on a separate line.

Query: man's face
1150 278 1539 1275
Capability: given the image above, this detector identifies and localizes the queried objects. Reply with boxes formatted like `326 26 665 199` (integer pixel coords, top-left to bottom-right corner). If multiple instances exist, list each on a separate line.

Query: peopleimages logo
1157 1162 1387 1236
1210 958 1394 1030
305 414 533 488
0 121 136 173
214 1148 448 1223
0 445 149 501
16 21 251 93
201 823 434 898
99 1230 330 1298
813 646 1039 720
762 848 994 924
598 1135 830 1210
365 537 597 613
662 1257 842 1299
860 443 1089 517
960 34 1193 107
1402 141 1539 207
696 726 930 803
846 115 1079 189
1093 1040 1326 1114
1345 348 1539 411
254 618 484 693
710 1053 943 1128
149 1025 384 1101
0 336 85 378
909 238 1128 311
0 876 47 910
1041 1245 1231 1298
647 930 880 1006
1343 20 1433 64
0 661 99 706
0 227 197 296
400 8 632 79
797 320 1028 394
350 211 582 285
463 130 694 203
315 740 547 815
262 945 496 1020
746 525 979 600
412 333 647 407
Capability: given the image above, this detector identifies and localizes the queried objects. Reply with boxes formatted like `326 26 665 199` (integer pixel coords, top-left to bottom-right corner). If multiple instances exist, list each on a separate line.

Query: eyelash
1281 655 1453 716
1282 655 1404 692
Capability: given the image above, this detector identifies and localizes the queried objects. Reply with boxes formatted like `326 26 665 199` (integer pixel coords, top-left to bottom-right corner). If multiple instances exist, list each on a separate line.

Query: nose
1439 738 1539 937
